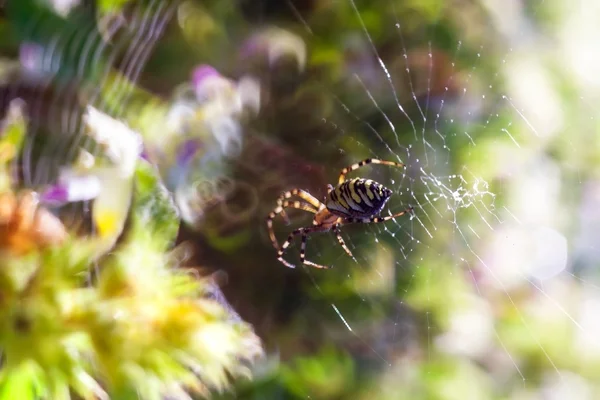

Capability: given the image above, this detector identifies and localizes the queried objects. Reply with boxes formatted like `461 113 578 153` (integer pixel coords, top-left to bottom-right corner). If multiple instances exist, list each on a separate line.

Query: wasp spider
266 158 413 269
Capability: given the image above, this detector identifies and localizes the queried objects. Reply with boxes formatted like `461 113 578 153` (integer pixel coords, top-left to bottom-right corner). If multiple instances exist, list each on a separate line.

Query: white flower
242 28 307 71
236 76 261 115
46 0 81 17
43 110 143 242
85 106 143 178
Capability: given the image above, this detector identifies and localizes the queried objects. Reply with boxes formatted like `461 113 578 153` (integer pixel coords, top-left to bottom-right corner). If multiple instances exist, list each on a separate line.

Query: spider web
278 0 600 397
5 0 178 188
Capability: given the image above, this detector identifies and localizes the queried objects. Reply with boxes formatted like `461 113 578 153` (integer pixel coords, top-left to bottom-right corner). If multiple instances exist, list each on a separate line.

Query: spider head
375 186 394 210
381 186 393 198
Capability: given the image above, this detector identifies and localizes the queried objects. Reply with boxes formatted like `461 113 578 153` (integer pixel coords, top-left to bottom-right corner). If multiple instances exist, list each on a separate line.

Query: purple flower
19 42 45 73
140 147 152 162
40 184 70 205
240 36 264 59
191 65 234 105
191 65 221 89
176 139 202 166
40 174 102 206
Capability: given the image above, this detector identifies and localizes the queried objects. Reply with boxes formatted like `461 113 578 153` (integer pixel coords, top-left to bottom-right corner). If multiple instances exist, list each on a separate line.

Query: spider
266 158 413 269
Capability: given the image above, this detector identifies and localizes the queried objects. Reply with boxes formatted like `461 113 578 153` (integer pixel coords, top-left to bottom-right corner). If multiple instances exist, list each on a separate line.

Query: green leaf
98 0 137 14
0 100 27 192
131 160 180 246
0 362 46 400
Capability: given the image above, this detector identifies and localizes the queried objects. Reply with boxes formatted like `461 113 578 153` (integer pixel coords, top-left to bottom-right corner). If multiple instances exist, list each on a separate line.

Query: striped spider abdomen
326 178 393 218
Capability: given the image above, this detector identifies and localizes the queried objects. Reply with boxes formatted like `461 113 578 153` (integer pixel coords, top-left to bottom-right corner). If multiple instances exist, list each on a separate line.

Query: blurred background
2 0 600 398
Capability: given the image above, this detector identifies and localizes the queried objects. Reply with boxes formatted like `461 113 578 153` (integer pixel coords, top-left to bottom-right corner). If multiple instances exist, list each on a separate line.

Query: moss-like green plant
0 101 264 400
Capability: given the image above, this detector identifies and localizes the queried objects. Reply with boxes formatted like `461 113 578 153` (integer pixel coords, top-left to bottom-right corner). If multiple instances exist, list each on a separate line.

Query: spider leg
334 224 354 258
278 188 323 209
266 200 317 249
300 231 330 269
277 225 330 269
343 207 414 225
338 158 405 184
272 188 323 226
